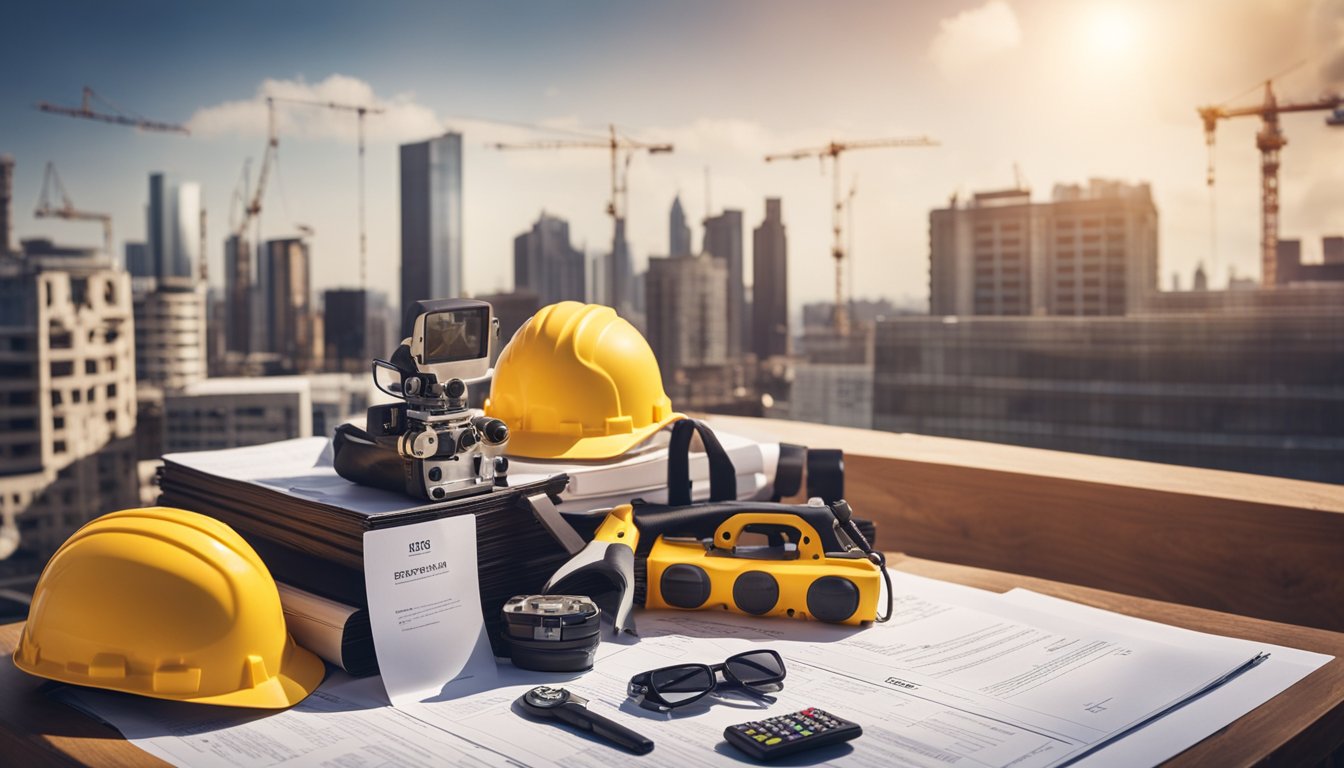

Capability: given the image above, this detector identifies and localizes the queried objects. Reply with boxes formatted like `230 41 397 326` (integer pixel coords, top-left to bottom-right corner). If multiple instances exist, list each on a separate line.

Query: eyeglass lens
649 665 714 705
725 651 785 687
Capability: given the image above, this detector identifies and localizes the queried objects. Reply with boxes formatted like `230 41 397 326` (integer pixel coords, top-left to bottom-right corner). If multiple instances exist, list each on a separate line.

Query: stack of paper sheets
58 570 1332 768
157 437 571 656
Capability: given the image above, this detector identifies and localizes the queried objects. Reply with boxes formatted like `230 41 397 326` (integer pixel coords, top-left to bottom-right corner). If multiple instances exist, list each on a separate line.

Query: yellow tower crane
1198 79 1341 286
34 162 112 257
765 137 937 335
490 125 673 311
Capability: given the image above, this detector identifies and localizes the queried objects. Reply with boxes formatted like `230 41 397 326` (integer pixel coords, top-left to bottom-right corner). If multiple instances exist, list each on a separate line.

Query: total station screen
423 309 487 364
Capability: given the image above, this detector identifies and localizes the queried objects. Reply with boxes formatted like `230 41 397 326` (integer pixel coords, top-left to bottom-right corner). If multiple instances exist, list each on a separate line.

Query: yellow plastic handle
593 504 640 549
713 513 825 560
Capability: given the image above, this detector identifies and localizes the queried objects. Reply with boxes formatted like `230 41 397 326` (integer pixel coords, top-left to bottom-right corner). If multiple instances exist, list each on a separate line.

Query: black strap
666 419 738 506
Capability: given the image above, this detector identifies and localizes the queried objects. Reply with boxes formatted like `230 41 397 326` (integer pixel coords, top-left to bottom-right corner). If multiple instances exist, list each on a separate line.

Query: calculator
723 707 862 760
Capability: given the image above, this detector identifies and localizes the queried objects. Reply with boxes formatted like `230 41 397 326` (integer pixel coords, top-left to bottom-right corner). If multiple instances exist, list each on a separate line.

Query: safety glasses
627 649 786 711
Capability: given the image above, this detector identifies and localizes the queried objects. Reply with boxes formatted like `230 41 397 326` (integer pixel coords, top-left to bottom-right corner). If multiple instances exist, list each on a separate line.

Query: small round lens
725 651 785 687
650 665 713 706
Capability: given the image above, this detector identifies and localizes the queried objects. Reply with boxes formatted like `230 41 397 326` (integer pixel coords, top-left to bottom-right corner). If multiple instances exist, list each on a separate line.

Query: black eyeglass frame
627 649 787 712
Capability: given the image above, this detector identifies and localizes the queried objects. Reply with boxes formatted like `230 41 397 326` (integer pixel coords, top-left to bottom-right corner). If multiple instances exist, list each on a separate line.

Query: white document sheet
998 589 1332 768
54 674 511 768
53 571 1314 768
363 514 497 704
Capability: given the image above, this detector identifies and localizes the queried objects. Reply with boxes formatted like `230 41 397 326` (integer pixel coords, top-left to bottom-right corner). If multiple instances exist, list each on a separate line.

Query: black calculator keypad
724 707 861 760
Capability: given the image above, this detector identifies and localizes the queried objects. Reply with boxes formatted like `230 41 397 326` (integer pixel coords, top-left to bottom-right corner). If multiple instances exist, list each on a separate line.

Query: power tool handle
632 501 853 555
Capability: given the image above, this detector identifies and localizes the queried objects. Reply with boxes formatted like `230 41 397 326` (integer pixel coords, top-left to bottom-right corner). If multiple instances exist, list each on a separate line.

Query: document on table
53 570 1330 768
54 674 511 768
363 514 496 704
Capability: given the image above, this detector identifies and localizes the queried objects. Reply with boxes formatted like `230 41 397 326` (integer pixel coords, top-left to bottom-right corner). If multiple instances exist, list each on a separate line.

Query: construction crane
36 86 188 135
1198 79 1342 286
232 98 280 247
766 137 937 335
490 125 673 310
268 96 385 289
34 162 112 256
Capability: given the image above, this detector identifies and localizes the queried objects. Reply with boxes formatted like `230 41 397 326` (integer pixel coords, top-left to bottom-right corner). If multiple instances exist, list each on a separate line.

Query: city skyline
2 0 1341 314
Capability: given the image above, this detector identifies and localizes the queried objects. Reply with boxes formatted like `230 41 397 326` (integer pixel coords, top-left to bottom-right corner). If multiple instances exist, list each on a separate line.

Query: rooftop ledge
701 415 1344 634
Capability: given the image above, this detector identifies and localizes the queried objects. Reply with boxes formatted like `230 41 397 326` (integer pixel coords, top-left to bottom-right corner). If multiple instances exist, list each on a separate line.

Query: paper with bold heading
362 514 496 705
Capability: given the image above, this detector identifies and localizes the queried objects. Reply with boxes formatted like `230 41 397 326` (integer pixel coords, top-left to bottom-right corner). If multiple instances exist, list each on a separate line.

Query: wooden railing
702 415 1344 633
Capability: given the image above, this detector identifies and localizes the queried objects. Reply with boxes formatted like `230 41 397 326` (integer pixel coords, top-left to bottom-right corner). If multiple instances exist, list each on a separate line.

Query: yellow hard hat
486 301 683 460
13 507 325 709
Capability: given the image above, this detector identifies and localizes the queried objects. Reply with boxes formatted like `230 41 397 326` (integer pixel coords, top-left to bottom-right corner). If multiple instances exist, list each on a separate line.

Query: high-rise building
132 276 207 390
611 217 632 315
261 237 313 372
703 209 745 358
1325 236 1344 265
323 288 385 373
589 251 611 307
646 253 729 373
1276 237 1344 284
929 179 1158 317
146 172 201 281
513 213 586 306
400 132 463 332
224 234 252 354
0 238 138 562
162 373 372 451
752 198 789 359
1 156 15 257
124 242 150 278
872 291 1344 483
669 195 691 257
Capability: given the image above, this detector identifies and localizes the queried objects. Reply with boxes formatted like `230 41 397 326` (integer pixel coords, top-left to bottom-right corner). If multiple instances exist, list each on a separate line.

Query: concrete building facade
646 253 729 373
133 277 207 390
0 242 138 562
260 237 313 372
872 302 1344 483
400 132 463 331
929 180 1158 317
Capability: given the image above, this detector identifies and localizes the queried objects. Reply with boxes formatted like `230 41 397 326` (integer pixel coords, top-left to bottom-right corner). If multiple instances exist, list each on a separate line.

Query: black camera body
335 298 510 502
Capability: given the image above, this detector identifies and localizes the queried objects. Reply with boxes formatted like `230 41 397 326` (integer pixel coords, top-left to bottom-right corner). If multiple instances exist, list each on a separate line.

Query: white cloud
187 74 443 143
928 0 1022 79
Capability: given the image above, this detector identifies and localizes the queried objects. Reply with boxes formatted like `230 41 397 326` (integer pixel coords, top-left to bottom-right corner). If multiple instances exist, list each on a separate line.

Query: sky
2 0 1341 311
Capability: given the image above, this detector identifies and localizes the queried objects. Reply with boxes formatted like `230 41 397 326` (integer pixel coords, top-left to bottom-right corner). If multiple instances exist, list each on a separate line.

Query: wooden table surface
3 555 1343 767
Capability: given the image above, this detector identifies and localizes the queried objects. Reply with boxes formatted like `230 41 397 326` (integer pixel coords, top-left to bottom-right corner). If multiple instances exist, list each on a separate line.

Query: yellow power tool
541 418 892 635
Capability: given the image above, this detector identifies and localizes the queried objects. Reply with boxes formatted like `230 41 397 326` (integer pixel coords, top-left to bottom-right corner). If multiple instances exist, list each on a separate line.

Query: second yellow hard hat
13 507 325 709
486 302 683 460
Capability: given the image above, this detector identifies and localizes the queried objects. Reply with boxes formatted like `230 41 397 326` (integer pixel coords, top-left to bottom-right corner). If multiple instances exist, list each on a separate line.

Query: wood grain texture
0 624 170 767
4 556 1344 767
702 415 1344 633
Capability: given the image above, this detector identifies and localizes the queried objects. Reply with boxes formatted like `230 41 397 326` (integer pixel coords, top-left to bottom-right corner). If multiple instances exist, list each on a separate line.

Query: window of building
70 277 89 307
54 440 67 454
106 383 117 398
53 416 64 430
71 389 81 403
85 359 97 375
50 361 74 377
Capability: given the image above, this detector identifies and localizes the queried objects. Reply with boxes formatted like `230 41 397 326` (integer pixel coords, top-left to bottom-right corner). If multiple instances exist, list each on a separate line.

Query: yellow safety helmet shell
13 507 325 709
486 301 683 460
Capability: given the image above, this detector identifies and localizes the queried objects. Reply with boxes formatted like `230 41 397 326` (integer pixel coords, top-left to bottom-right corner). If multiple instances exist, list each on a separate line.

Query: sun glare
1085 4 1139 57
